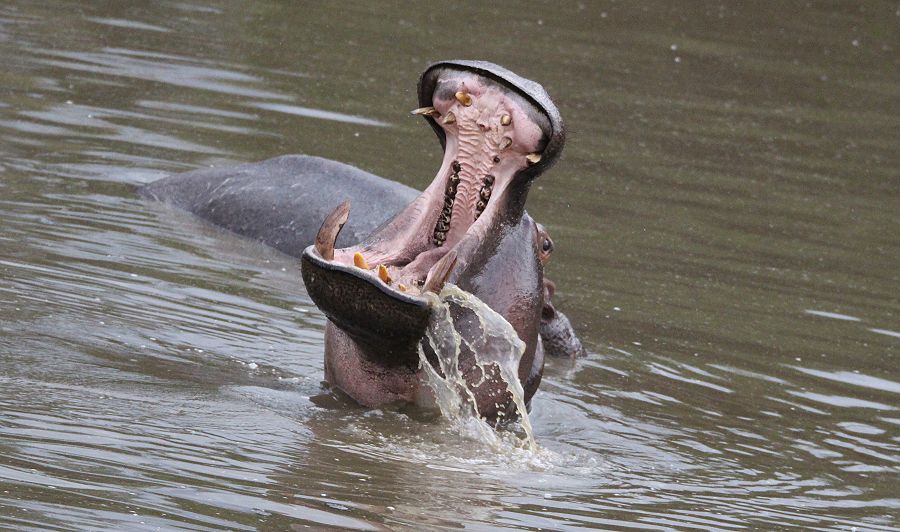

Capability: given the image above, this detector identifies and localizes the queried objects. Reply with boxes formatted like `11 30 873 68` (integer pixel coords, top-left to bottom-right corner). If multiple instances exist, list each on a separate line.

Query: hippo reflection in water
140 60 584 422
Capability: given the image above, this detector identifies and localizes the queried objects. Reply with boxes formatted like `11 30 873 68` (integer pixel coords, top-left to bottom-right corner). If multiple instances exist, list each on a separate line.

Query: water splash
418 284 537 451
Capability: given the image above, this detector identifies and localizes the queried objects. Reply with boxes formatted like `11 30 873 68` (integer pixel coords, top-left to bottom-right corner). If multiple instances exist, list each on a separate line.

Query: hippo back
139 155 417 257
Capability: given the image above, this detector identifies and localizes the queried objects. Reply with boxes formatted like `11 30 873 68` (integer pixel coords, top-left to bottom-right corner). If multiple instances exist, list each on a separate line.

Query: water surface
1 1 898 529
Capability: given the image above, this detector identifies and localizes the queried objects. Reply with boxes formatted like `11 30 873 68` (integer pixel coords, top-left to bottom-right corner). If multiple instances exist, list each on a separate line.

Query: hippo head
301 60 565 420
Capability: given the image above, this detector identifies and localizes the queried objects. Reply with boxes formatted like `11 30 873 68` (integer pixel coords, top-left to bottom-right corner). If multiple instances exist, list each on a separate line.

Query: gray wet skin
139 155 418 253
137 152 581 362
301 61 568 421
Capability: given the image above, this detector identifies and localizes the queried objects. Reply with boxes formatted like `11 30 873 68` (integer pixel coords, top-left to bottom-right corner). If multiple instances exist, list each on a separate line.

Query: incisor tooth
353 252 369 269
501 114 511 126
411 106 439 117
378 264 392 284
499 137 512 150
455 91 472 106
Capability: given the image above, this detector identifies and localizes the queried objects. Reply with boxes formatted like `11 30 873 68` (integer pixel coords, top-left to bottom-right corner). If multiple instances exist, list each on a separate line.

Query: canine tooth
423 249 458 293
501 114 511 126
353 252 369 269
441 111 456 124
526 152 542 165
378 264 392 284
411 106 438 116
499 137 512 150
398 283 407 292
314 200 350 260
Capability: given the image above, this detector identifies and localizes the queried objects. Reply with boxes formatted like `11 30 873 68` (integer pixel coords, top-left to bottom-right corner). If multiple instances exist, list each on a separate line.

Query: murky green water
1 1 897 529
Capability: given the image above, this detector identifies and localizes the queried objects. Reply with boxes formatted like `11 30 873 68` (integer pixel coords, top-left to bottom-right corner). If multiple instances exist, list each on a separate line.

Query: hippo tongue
301 61 562 357
311 201 458 296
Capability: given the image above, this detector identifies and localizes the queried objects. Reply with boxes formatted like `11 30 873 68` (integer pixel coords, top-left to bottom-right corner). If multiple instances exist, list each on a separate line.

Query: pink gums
330 73 547 294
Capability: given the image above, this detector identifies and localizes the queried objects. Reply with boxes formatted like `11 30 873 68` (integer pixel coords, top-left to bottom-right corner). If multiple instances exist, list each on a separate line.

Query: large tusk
314 200 350 260
423 249 458 294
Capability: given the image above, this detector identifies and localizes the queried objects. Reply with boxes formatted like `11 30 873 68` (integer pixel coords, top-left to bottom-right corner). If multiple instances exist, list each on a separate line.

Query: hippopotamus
140 60 584 421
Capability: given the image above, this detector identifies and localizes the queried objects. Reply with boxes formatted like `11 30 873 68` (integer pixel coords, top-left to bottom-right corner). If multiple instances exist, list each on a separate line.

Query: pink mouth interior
329 70 549 294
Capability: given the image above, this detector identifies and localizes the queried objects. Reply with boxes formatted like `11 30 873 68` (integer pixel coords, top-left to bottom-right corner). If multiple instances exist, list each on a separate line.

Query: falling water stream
419 285 537 451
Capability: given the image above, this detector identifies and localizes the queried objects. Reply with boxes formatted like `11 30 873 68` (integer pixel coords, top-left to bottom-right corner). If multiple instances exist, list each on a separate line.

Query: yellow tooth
455 91 472 107
500 114 511 126
499 137 512 150
526 152 542 165
411 106 439 117
441 111 456 124
397 283 407 292
378 264 392 284
353 252 369 269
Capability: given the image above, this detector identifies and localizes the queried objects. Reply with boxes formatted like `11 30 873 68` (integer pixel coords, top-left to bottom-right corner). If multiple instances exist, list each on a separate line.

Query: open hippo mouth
301 60 564 363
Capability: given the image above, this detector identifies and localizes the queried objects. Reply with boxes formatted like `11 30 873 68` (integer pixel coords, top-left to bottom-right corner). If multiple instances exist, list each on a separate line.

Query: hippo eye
542 238 553 253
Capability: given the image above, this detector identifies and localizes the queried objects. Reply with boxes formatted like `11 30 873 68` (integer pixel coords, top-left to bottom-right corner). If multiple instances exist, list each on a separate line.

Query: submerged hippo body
139 155 417 256
140 60 583 421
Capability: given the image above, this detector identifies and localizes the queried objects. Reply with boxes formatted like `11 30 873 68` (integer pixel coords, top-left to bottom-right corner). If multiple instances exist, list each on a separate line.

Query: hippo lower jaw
300 61 564 414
